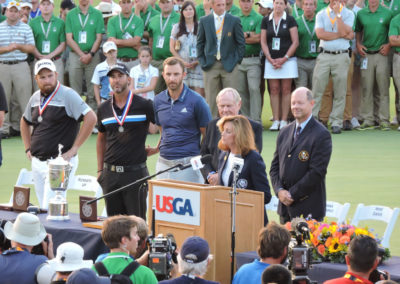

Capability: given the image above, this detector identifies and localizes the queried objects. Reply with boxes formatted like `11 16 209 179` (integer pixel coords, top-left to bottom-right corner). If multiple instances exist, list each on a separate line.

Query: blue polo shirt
232 259 270 284
154 85 212 160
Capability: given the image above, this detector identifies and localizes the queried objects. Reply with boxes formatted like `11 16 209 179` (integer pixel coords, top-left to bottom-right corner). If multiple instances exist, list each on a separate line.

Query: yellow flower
328 238 342 253
355 228 369 236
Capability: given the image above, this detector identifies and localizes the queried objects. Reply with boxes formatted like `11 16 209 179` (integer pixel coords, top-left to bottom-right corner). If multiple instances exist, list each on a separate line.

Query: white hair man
159 236 218 284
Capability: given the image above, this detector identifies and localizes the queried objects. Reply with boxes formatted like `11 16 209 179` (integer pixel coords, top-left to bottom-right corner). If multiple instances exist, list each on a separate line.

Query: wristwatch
90 51 95 57
337 14 342 18
246 32 250 38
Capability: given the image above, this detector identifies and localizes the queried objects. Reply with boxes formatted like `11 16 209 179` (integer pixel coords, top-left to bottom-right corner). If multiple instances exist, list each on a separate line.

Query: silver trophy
47 145 72 221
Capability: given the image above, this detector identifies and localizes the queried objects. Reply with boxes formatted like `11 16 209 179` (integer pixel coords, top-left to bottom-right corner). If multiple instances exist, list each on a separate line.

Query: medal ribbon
39 81 61 116
160 13 172 34
111 91 133 126
78 12 90 30
326 5 343 29
40 19 52 40
119 13 135 33
301 15 315 37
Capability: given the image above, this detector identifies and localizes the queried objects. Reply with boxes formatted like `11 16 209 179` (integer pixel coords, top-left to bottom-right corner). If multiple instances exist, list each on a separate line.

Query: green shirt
0 15 6 23
93 252 157 284
65 6 105 52
140 5 160 31
291 3 304 18
107 13 144 58
29 15 66 56
389 13 400 51
295 14 319 58
355 5 393 51
155 3 161 12
227 4 241 16
148 11 179 60
316 0 330 12
239 9 262 56
383 0 400 15
196 4 207 19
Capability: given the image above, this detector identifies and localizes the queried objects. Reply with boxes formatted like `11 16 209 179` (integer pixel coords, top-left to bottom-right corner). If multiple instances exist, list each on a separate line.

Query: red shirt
324 272 373 284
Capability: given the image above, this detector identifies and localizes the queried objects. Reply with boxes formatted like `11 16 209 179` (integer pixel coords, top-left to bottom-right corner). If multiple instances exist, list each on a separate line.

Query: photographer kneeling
233 222 291 284
0 212 54 284
159 236 218 284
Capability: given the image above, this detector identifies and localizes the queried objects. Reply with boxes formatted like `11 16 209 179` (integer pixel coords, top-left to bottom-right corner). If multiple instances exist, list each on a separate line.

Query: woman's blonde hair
217 115 256 156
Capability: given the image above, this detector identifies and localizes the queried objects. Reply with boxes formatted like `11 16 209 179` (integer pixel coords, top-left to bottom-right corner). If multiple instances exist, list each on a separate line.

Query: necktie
294 126 301 143
216 16 223 60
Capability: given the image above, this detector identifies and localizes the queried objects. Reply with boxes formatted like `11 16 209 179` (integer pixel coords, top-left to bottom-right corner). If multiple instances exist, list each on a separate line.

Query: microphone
291 217 311 240
173 154 212 171
232 155 244 174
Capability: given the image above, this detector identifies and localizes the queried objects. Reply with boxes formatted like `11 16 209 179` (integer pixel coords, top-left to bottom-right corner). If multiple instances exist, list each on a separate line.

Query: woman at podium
216 115 271 225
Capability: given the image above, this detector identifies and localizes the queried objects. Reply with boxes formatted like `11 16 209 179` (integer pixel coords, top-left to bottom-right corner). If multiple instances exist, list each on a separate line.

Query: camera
147 233 177 281
288 218 317 284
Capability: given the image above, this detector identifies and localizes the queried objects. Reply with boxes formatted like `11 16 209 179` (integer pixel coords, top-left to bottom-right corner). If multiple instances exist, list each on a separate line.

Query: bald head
291 87 314 123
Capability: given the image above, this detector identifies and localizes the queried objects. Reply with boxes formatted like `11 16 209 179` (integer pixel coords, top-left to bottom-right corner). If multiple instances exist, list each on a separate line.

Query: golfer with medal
96 63 155 219
21 59 97 209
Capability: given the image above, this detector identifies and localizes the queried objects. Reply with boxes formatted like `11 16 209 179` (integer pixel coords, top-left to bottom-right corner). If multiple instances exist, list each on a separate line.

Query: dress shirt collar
269 11 287 21
295 114 313 134
213 11 226 21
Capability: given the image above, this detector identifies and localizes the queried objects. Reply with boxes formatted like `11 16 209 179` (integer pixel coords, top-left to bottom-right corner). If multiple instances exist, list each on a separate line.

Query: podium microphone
173 154 212 171
232 155 244 174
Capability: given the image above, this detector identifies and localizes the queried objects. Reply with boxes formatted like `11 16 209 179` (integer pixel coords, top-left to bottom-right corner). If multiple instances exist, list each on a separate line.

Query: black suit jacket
218 150 271 225
269 117 332 221
196 13 245 72
200 116 263 179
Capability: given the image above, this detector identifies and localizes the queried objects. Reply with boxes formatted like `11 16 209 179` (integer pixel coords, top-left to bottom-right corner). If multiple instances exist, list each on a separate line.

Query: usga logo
155 195 194 216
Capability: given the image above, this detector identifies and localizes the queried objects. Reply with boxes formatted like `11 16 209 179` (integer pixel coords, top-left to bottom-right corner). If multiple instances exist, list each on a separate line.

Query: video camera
147 233 177 281
288 218 317 284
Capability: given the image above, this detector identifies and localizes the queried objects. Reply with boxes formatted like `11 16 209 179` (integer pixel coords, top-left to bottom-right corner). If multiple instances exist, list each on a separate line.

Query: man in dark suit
270 87 332 224
201 87 262 185
196 0 246 117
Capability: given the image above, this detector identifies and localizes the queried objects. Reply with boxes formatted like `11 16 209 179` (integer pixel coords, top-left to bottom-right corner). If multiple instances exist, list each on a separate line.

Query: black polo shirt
261 12 297 59
23 84 91 159
97 95 155 165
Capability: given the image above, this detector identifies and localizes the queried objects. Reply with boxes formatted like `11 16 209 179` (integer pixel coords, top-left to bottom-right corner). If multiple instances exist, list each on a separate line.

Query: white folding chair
350 203 400 248
325 200 350 224
67 175 107 217
6 168 35 205
265 195 279 212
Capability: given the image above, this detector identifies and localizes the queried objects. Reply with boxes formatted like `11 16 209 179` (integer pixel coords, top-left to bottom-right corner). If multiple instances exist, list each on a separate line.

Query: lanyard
40 19 52 40
119 13 135 33
389 0 394 9
272 15 283 36
39 81 61 116
326 5 343 29
159 13 171 34
301 15 315 37
144 10 152 26
294 3 299 18
111 91 133 126
216 16 224 35
343 273 364 283
78 12 90 30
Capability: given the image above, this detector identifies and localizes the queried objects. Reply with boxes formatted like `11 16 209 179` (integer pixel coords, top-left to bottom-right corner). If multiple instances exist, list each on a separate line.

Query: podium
147 179 264 284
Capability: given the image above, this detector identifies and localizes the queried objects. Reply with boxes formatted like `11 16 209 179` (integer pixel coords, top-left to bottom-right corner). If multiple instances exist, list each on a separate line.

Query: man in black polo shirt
96 63 155 219
20 59 97 209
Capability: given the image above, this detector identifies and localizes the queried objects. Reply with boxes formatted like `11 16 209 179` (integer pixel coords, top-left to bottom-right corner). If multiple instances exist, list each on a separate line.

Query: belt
52 55 62 61
35 155 57 162
365 50 380 55
103 162 146 173
118 57 138 62
321 49 348 55
244 54 259 58
297 56 316 60
0 60 26 65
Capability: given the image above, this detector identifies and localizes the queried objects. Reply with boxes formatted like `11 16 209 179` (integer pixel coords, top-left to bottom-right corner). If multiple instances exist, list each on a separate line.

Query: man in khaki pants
389 14 400 131
355 0 392 130
0 1 35 138
312 0 354 134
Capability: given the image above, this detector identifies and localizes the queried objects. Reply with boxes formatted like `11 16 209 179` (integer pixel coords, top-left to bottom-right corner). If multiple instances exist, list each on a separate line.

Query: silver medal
38 116 43 123
118 126 124 132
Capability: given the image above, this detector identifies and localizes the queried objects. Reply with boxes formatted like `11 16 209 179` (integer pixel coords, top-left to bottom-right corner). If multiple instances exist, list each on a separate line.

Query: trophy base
47 202 69 221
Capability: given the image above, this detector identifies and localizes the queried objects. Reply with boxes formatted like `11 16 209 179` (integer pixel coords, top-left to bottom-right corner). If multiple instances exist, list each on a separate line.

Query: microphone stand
87 163 182 205
230 166 240 283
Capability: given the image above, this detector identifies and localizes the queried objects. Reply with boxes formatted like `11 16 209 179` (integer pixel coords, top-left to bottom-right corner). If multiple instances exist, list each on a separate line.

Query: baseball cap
34 59 57 75
20 1 33 9
67 268 110 284
256 0 273 9
103 41 117 54
180 236 210 264
7 1 21 10
107 63 130 76
48 242 93 272
40 0 55 4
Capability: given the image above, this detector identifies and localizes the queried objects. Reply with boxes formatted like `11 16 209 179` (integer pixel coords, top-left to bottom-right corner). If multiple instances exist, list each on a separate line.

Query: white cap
256 0 273 8
7 1 21 10
4 212 47 246
34 59 57 75
20 2 33 9
48 242 93 272
103 41 117 53
40 0 54 4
